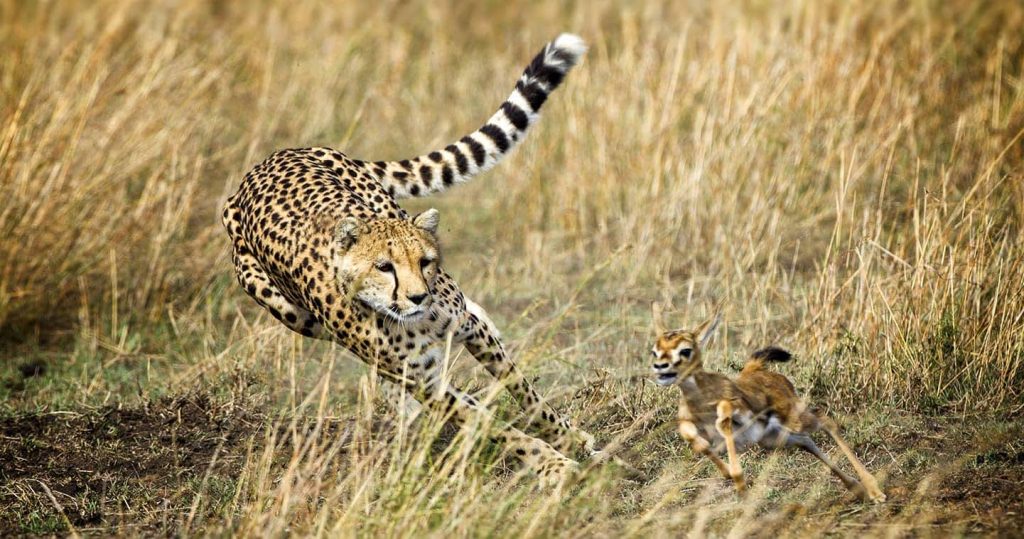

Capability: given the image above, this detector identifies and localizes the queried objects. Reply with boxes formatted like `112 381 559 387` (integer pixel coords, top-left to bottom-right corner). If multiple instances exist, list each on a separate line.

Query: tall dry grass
2 0 1023 535
3 0 1020 409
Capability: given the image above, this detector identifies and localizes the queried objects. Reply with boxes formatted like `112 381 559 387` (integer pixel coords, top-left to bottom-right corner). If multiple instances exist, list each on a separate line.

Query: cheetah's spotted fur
222 34 593 486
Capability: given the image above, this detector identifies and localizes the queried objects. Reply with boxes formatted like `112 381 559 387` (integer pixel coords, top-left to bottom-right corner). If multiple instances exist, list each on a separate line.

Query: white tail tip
552 33 588 59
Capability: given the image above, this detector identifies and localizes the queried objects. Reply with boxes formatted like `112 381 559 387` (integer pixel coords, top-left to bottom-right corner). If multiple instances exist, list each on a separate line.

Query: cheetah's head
334 209 441 323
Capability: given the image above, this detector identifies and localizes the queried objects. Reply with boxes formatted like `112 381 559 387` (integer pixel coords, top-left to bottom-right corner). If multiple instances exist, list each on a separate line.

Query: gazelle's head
649 303 720 387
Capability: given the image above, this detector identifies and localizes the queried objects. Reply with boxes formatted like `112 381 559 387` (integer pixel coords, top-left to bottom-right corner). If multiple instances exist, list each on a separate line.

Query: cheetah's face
335 210 441 323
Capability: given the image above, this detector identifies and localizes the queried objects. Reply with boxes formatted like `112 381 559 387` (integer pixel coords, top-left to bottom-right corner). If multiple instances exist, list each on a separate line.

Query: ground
2 360 1023 536
1 0 1022 536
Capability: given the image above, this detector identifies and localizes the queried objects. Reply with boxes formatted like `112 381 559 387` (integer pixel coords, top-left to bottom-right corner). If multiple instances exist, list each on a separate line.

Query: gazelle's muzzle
651 357 679 386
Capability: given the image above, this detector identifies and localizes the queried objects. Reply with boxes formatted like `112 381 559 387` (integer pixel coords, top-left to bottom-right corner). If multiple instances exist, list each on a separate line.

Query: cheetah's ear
335 217 363 249
413 208 440 235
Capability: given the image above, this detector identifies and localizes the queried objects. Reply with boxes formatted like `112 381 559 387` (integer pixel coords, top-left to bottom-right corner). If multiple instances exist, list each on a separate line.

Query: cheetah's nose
407 293 428 305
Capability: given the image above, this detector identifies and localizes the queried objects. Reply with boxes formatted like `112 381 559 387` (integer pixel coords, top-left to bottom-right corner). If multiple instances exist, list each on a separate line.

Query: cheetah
222 34 594 487
648 304 886 502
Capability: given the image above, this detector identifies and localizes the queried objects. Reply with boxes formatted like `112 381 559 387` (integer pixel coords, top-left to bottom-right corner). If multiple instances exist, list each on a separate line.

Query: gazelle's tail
750 347 793 363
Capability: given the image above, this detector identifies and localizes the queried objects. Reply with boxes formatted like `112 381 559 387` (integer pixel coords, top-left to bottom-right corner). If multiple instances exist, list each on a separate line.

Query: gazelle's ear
651 302 667 334
696 314 721 347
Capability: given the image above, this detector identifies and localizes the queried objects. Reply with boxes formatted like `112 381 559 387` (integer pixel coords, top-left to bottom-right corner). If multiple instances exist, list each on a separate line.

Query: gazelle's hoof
859 477 886 503
851 482 885 503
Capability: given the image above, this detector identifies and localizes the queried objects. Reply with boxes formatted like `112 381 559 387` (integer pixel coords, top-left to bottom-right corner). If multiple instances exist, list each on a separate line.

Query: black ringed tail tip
374 33 587 200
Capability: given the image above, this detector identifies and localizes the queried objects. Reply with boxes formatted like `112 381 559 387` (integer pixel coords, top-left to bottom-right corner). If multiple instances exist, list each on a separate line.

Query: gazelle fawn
649 304 886 502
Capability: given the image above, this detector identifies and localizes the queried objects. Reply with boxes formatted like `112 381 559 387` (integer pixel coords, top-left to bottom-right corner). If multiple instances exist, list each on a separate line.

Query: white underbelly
733 421 766 451
705 413 782 453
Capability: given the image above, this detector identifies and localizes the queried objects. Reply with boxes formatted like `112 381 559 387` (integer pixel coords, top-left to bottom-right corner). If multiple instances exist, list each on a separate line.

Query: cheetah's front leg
456 299 595 457
398 360 578 489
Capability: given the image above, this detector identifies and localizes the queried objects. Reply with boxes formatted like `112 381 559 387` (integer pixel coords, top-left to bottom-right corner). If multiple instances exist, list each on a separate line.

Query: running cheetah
222 34 594 486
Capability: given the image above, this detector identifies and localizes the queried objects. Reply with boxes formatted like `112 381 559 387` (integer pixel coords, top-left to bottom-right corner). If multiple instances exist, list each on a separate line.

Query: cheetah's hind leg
230 237 328 339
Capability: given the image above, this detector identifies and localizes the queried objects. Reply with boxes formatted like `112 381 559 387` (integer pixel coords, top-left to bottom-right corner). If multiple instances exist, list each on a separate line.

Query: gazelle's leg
457 298 595 456
784 432 865 496
814 415 886 502
679 420 733 482
714 400 746 492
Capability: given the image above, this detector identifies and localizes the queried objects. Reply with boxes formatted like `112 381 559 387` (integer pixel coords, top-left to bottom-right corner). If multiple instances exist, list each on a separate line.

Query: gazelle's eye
679 348 692 358
650 350 658 358
376 261 394 272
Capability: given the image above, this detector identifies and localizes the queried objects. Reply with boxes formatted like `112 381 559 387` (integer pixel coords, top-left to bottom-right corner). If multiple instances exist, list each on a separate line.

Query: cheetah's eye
376 261 394 272
420 257 435 269
679 348 692 358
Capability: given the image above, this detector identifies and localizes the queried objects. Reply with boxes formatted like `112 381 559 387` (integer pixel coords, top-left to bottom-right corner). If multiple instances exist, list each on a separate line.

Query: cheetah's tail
368 33 587 199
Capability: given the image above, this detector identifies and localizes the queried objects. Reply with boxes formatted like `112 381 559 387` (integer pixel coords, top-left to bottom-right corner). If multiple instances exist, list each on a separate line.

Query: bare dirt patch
0 393 263 534
2 386 1022 536
934 445 1024 533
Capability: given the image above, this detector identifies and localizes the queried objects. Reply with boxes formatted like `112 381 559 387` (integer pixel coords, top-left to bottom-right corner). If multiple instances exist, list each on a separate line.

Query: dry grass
2 0 1023 536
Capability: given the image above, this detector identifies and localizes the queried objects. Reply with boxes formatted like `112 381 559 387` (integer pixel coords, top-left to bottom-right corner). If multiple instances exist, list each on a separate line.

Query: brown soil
936 452 1024 533
2 391 1022 536
0 393 262 534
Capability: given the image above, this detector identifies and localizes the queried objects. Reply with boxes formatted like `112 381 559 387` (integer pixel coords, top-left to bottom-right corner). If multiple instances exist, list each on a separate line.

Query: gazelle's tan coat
649 304 885 502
